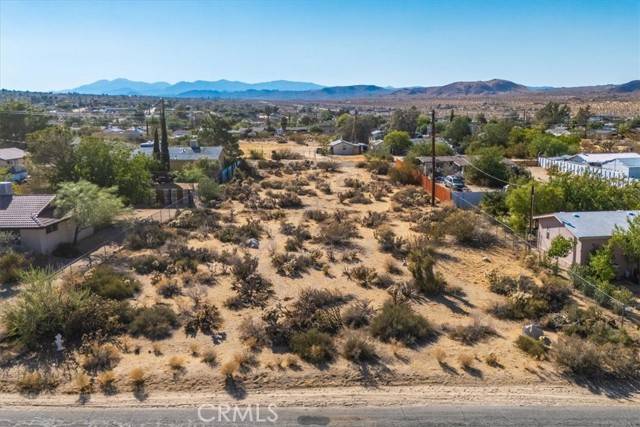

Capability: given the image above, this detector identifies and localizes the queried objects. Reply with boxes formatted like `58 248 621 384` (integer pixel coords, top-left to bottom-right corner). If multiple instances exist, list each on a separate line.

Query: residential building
538 152 640 181
535 210 639 276
0 148 26 169
546 126 571 137
329 139 367 155
135 140 224 169
0 182 93 254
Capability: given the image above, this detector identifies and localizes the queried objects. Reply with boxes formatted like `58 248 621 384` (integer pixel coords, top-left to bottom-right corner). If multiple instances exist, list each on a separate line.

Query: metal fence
48 197 188 281
454 195 638 325
538 156 638 186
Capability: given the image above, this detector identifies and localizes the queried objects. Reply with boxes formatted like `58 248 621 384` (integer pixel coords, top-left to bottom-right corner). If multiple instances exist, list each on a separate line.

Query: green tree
159 100 170 171
535 102 570 128
389 107 419 135
0 101 49 142
54 180 124 245
197 176 221 204
407 141 453 158
610 216 640 283
465 147 510 188
199 114 241 165
444 116 472 148
336 113 378 144
573 105 591 128
471 119 514 150
383 130 412 155
416 114 431 135
588 246 616 283
26 126 77 184
505 181 564 232
548 235 574 271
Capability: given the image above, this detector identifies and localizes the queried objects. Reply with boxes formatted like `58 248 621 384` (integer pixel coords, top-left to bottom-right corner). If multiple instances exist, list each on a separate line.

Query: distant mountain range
63 78 640 100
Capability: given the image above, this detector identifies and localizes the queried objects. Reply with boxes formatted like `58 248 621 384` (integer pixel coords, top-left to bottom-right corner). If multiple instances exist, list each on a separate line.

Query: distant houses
538 152 640 181
329 139 368 155
135 141 224 169
0 182 93 254
0 148 28 182
535 210 640 276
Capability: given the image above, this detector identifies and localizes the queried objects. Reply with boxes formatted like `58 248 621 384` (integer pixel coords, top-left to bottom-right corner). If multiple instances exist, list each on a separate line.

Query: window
45 223 58 234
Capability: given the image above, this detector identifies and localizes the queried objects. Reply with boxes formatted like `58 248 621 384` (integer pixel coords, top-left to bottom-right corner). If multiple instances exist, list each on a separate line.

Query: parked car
443 175 465 191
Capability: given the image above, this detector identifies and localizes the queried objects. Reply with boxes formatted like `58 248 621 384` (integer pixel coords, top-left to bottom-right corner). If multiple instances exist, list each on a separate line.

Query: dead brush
201 349 218 366
97 371 117 394
74 372 93 394
17 370 58 394
447 318 497 345
458 353 475 369
362 211 388 228
80 342 121 372
342 299 374 328
128 368 146 388
434 348 447 364
168 355 186 372
238 317 270 350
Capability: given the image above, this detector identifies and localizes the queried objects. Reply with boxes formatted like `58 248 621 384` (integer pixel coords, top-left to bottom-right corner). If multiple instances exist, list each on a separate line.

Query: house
0 182 93 254
135 141 224 169
371 130 385 141
564 152 640 167
329 139 367 155
535 210 640 275
601 157 640 179
546 126 571 137
0 148 26 169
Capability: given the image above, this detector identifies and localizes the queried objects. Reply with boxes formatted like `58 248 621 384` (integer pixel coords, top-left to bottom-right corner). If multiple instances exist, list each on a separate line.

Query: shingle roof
534 210 640 238
136 146 223 161
0 195 62 229
0 148 26 161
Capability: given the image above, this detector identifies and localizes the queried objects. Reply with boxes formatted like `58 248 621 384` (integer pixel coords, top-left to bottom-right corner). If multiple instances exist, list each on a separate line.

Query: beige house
535 210 640 276
329 139 367 155
0 183 93 255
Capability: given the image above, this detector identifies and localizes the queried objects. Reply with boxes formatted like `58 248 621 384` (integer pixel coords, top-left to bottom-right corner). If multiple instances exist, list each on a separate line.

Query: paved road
1 405 639 426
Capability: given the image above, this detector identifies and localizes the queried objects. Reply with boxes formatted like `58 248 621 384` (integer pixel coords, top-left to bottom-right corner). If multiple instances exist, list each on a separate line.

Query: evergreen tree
153 127 160 161
160 99 170 171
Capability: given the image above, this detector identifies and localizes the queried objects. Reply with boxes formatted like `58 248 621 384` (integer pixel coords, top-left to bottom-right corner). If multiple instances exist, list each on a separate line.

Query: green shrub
129 305 179 340
2 279 127 350
407 245 445 295
553 336 601 375
184 303 223 337
290 329 335 364
198 177 221 203
131 255 168 275
342 300 373 328
125 221 170 250
83 266 141 300
0 251 27 284
370 300 434 345
515 335 547 359
448 320 496 345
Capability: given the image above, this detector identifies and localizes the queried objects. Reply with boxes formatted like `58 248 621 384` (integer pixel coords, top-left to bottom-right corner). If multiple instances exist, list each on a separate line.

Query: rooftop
568 153 640 164
136 145 223 161
0 148 26 161
534 210 640 238
0 194 62 229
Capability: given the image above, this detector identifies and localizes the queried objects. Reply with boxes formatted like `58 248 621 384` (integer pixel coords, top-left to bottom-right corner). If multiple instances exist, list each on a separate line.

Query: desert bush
131 255 168 275
434 348 447 364
216 220 264 244
304 209 329 222
443 210 497 247
80 342 121 372
272 149 303 160
370 300 434 345
184 303 223 337
316 160 339 172
362 211 387 228
562 305 632 346
342 334 377 362
248 149 265 160
128 368 145 388
220 359 240 378
290 329 335 364
447 319 496 345
343 177 365 189
231 253 259 281
0 251 27 284
553 336 601 374
365 158 391 175
226 273 274 309
271 251 323 277
485 352 500 367
275 191 303 208
457 353 475 369
407 245 446 295
83 266 141 300
316 181 332 194
515 335 548 359
316 220 359 246
129 305 179 340
389 161 420 185
97 371 117 393
17 370 58 394
238 316 270 349
125 221 170 250
487 271 536 295
385 259 402 275
342 300 374 328
74 372 92 394
374 226 407 257
202 349 218 366
2 279 129 350
168 355 186 371
157 279 181 298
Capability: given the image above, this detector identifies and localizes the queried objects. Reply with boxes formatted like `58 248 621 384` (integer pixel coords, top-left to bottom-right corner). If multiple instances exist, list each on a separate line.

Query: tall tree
199 114 241 165
160 99 170 171
153 127 160 161
54 180 124 245
383 130 412 155
535 102 570 128
389 107 419 135
610 216 640 283
0 101 49 143
280 116 288 131
26 126 77 184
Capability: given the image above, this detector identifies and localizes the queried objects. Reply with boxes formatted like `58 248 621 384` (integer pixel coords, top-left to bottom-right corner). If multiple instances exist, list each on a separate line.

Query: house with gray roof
135 141 224 169
329 139 367 155
0 148 26 168
0 183 93 254
534 210 640 276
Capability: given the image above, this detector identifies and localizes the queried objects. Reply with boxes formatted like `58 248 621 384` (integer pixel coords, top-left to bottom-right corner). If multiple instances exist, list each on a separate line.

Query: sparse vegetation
370 300 434 345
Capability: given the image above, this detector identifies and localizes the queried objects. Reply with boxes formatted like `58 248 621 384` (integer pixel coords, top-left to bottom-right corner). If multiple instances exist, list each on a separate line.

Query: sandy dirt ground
1 140 638 407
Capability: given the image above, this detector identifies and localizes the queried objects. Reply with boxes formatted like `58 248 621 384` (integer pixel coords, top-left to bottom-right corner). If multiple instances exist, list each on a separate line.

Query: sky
0 0 638 91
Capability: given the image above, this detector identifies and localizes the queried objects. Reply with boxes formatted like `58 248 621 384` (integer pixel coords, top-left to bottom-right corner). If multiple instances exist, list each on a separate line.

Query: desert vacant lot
0 141 637 400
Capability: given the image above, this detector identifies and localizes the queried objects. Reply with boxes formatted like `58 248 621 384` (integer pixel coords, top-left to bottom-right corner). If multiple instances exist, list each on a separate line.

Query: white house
329 139 367 155
0 148 26 169
0 183 93 254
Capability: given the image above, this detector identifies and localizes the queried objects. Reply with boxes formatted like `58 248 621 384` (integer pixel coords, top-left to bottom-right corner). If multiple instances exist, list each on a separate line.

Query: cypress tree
153 127 160 161
160 99 170 171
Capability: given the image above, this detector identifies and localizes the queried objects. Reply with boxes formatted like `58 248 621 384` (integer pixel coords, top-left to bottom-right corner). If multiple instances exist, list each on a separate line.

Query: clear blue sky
1 0 638 91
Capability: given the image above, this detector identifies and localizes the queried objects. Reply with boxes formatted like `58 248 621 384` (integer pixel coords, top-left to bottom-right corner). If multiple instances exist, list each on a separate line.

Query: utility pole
431 109 436 207
528 183 535 239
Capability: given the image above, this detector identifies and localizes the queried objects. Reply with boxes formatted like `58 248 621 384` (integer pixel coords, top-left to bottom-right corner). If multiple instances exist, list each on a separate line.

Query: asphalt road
1 405 639 426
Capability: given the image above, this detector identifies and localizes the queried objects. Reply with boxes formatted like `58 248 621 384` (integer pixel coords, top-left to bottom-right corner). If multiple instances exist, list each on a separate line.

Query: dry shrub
457 353 475 369
157 279 181 298
184 303 223 337
152 343 163 356
220 359 240 378
201 349 218 366
316 160 339 172
342 334 377 363
303 209 329 222
391 187 427 208
238 317 270 350
342 300 374 328
447 319 496 345
316 220 359 246
168 355 186 371
374 227 407 257
362 211 387 229
128 368 145 388
74 372 92 394
385 259 402 275
226 273 274 309
129 305 179 340
290 329 335 364
80 342 122 372
189 342 200 357
97 371 117 394
434 348 447 364
17 370 58 394
407 244 446 295
271 250 323 278
370 300 434 345
485 352 500 367
280 354 300 370
125 221 170 250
